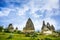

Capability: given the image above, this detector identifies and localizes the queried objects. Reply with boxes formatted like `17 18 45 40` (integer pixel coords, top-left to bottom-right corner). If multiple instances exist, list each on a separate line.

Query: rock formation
23 18 35 33
8 23 14 32
41 21 55 35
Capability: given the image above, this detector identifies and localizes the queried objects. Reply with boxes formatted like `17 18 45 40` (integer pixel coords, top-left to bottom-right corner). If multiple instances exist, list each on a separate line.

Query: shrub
0 26 3 32
25 33 30 37
7 33 13 39
44 38 52 40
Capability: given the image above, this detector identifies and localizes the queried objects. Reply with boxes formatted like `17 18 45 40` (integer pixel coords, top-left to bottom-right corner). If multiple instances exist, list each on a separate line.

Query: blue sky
0 0 60 31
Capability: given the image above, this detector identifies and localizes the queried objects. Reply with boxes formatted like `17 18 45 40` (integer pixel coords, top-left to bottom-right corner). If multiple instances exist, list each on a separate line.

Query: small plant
37 39 40 40
7 33 13 39
30 33 37 40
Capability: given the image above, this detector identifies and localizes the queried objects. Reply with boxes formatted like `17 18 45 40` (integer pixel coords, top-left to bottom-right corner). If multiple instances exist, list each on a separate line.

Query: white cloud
30 13 43 18
3 0 59 18
0 8 11 16
45 9 60 18
17 6 29 16
0 6 29 17
41 0 59 10
33 19 43 31
24 0 59 18
13 19 27 31
0 0 59 30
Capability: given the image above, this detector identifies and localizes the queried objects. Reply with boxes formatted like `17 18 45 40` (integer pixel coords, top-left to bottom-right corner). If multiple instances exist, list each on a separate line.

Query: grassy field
0 32 60 40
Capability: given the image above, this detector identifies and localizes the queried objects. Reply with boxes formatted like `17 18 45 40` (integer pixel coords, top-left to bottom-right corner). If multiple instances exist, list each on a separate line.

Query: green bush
44 38 52 40
7 34 13 39
25 33 30 37
0 26 3 32
17 30 22 34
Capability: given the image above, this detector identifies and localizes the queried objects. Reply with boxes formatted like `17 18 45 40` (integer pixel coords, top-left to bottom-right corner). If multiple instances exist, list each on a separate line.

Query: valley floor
0 32 60 40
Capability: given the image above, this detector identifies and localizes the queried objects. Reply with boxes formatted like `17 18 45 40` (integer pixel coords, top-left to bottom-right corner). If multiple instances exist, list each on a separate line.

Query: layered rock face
23 18 35 33
41 21 55 35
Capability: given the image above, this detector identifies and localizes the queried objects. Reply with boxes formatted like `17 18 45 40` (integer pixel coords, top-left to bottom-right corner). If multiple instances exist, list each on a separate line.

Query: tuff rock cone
23 18 35 33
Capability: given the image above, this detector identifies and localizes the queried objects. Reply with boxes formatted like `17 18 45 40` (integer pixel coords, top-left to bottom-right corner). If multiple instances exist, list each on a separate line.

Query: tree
0 26 3 32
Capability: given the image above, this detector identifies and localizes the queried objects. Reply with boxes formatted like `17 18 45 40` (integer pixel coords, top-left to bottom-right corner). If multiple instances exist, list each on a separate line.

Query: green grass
0 32 60 40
